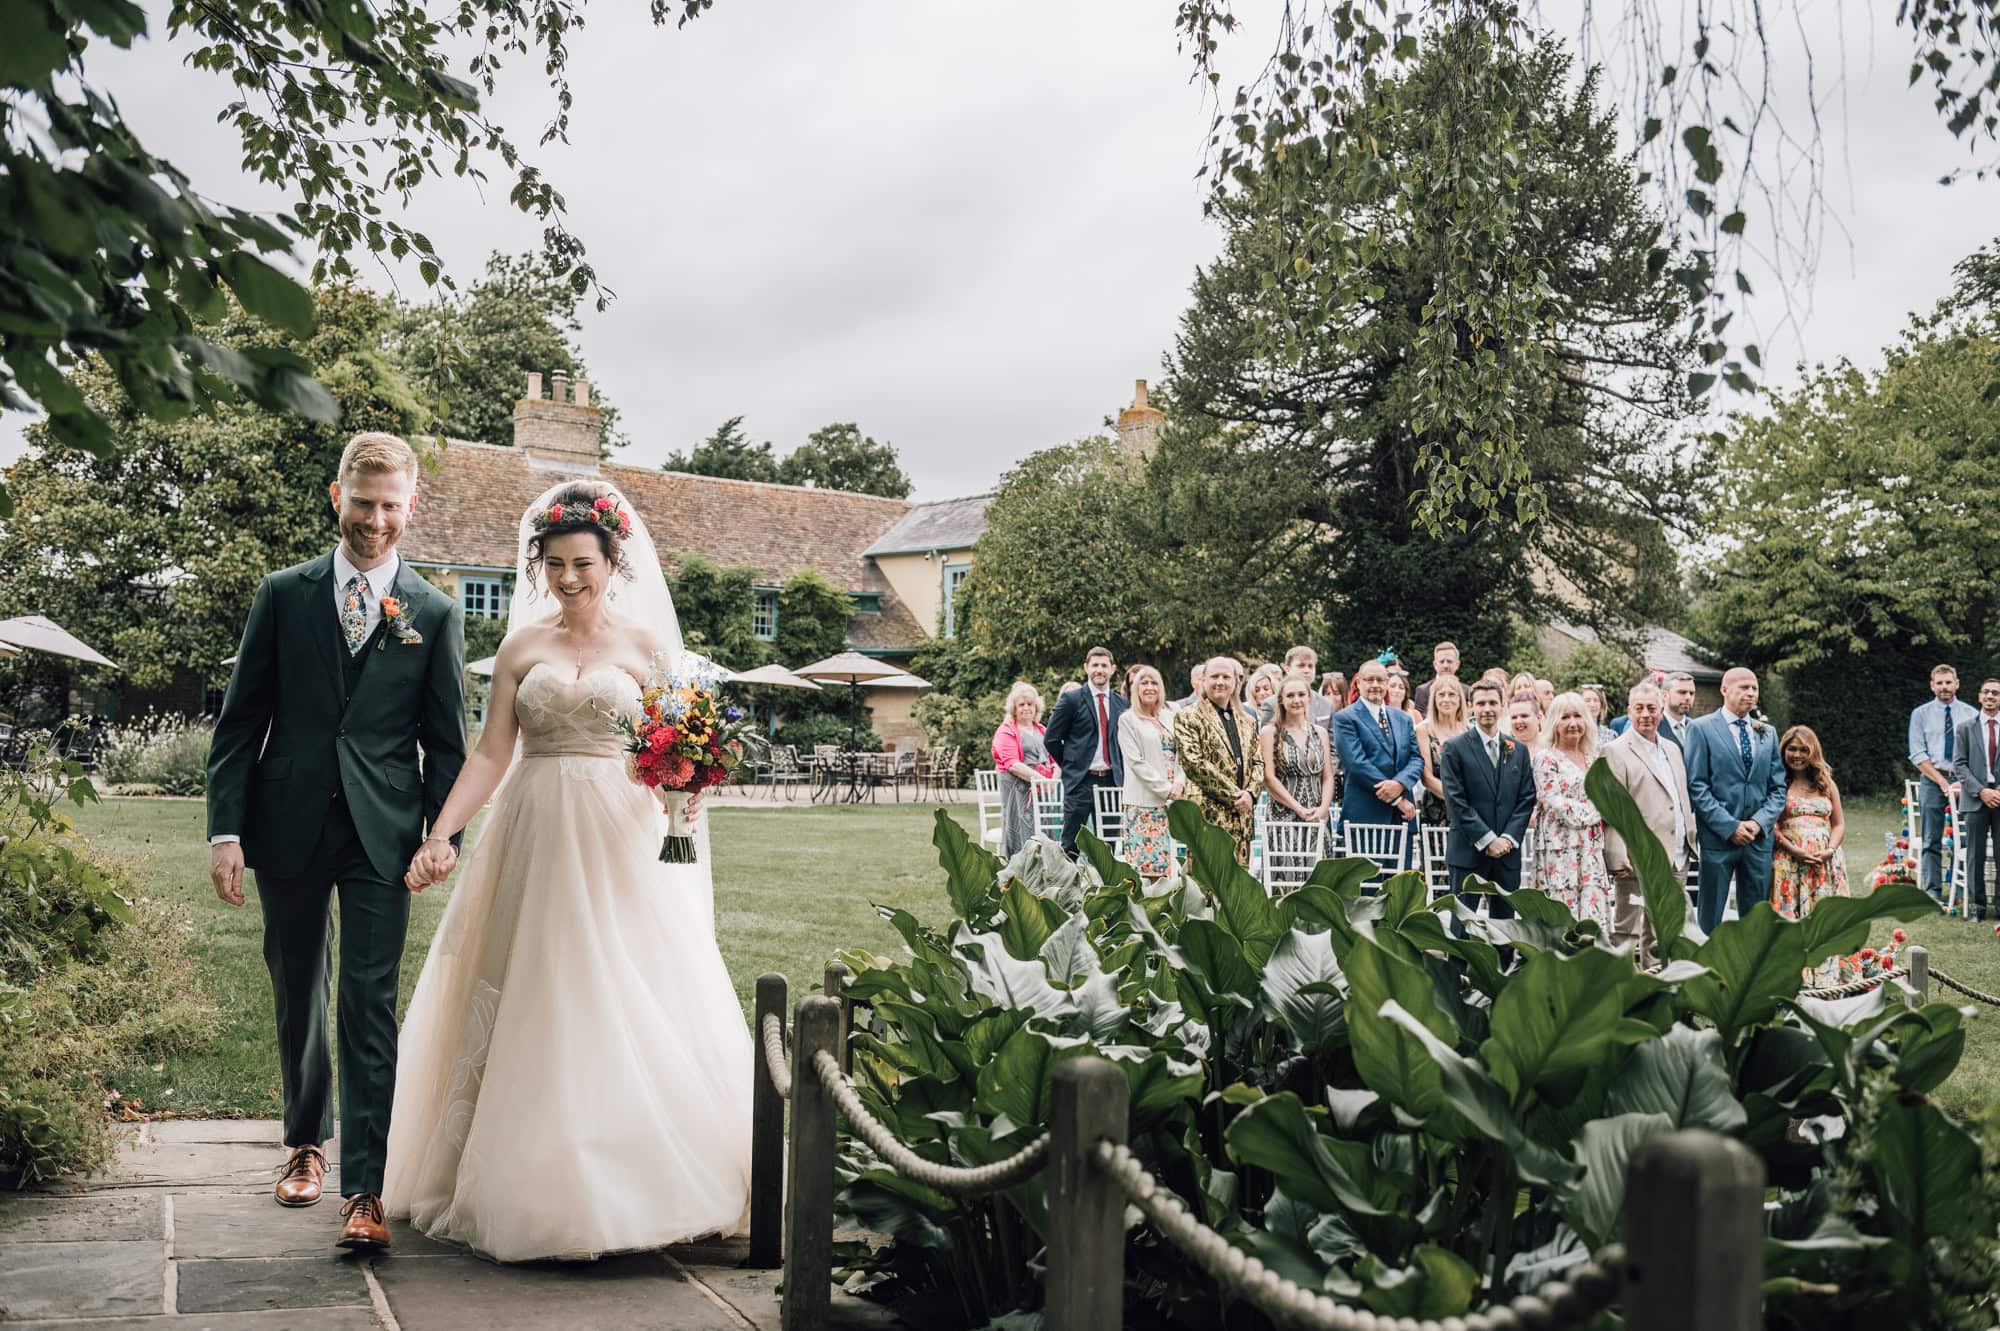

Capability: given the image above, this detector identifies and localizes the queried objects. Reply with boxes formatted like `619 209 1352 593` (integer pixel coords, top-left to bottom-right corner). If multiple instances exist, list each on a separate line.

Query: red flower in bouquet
609 651 767 863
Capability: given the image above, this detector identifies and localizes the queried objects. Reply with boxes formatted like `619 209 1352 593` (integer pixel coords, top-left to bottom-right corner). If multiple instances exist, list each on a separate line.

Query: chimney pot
574 378 591 407
550 371 569 405
525 371 543 401
1134 379 1149 409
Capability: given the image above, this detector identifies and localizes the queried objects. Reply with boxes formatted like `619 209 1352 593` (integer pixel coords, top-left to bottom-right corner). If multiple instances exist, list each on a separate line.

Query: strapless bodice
514 663 640 759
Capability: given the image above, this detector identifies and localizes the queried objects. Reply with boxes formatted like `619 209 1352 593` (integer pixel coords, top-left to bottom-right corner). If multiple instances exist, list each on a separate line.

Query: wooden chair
1260 820 1323 897
1093 785 1125 850
1343 821 1410 882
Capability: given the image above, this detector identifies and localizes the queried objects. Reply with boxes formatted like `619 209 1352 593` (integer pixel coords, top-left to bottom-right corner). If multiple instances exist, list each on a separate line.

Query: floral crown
532 493 633 540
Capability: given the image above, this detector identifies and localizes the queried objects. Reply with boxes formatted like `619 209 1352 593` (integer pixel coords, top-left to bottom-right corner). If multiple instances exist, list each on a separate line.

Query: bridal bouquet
610 650 761 863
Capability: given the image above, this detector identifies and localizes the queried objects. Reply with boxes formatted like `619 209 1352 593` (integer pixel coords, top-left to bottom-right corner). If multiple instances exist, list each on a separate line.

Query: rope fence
746 965 1778 1331
1931 966 2000 1006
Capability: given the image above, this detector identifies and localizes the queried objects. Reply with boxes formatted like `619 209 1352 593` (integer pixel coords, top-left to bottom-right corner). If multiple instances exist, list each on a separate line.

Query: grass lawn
71 796 974 1119
67 793 2000 1120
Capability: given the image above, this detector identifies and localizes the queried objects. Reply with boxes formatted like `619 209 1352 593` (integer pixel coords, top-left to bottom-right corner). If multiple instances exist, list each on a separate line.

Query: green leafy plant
829 759 1979 1329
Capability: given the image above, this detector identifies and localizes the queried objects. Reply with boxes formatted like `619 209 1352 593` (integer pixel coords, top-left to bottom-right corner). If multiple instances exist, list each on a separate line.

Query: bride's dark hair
524 482 636 589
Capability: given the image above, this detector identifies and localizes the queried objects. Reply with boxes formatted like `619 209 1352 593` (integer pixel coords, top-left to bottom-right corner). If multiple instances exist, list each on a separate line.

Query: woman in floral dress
1529 693 1615 928
1117 666 1186 882
1772 726 1850 979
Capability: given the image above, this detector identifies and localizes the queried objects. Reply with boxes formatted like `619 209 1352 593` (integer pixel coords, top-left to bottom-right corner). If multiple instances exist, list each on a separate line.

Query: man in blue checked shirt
1910 663 1971 900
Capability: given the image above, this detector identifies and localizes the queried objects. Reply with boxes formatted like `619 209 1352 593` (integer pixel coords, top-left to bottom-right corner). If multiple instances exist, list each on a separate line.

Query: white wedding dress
382 662 752 1262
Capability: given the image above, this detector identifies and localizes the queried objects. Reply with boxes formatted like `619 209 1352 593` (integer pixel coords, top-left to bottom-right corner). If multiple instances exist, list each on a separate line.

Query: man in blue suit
1333 658 1423 864
1682 667 1788 933
1439 680 1537 916
1040 645 1128 856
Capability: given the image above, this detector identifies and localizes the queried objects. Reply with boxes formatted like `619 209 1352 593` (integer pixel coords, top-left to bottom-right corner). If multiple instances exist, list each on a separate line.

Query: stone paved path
0 1121 899 1331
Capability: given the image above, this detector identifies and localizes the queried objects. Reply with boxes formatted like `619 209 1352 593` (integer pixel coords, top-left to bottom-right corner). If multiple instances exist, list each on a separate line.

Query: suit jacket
1041 685 1128 792
1682 709 1787 852
1658 713 1693 752
207 550 468 885
1949 712 2000 813
1172 697 1263 813
1438 728 1536 869
1333 700 1424 825
1600 730 1698 875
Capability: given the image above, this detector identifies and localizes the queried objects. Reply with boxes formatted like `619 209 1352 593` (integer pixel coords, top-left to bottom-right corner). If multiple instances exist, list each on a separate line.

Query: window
751 589 778 641
459 575 512 619
943 563 972 637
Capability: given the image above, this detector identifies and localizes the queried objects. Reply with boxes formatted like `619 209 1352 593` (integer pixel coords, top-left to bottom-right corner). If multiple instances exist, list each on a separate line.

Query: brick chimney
1116 379 1165 458
513 369 602 468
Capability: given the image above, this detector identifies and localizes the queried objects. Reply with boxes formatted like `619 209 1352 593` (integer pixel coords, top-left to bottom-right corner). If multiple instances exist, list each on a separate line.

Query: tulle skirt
383 753 751 1261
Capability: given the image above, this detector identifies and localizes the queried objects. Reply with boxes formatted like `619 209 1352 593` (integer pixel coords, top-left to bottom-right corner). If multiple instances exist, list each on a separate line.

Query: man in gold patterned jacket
1173 657 1266 864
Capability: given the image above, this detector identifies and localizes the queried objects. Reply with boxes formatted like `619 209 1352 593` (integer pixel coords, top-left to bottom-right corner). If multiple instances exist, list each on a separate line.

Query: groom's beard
341 522 400 565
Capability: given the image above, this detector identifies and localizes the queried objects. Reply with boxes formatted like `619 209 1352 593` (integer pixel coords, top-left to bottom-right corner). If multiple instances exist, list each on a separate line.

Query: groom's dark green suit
207 549 466 1197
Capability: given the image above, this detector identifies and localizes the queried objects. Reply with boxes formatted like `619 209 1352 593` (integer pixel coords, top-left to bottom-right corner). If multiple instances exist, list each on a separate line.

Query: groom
206 432 466 1252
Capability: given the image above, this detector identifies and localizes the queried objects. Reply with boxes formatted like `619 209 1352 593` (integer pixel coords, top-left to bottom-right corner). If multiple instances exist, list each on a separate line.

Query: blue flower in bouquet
724 705 744 722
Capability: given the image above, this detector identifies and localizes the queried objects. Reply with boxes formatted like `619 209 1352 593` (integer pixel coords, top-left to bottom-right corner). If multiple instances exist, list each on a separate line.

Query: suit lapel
303 551 347 704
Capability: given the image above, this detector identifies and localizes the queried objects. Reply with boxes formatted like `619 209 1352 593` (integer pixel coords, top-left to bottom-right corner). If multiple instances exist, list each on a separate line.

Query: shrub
778 712 881 754
99 713 213 795
828 769 1973 1328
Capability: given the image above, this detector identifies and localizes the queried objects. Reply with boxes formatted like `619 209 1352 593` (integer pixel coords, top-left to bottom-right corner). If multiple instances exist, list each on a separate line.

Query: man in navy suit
1439 680 1537 916
1683 667 1788 933
1333 658 1423 864
1040 645 1128 856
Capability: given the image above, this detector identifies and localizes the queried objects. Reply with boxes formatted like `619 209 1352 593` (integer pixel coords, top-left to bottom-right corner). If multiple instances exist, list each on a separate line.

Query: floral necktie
341 574 371 656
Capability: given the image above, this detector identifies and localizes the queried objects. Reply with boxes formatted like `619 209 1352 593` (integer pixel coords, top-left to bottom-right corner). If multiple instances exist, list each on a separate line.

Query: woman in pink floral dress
1529 693 1614 929
1772 726 1849 979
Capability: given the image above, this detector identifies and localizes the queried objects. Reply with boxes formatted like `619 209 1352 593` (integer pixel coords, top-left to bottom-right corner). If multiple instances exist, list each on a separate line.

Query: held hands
405 839 458 893
1373 778 1403 802
1983 788 2000 810
1730 818 1762 846
1484 836 1514 858
210 841 246 907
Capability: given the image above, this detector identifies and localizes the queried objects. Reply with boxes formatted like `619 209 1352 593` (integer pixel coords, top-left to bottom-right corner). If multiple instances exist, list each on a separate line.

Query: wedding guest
1533 678 1556 716
1579 685 1618 748
1601 682 1697 966
1661 672 1698 749
1117 666 1187 883
1262 675 1334 829
1771 727 1849 955
1479 667 1509 690
1908 663 1970 900
1174 663 1205 711
1950 678 2000 922
1274 647 1336 727
1530 693 1614 929
1507 694 1543 751
1042 646 1128 856
1245 663 1284 718
1386 670 1422 724
1417 674 1470 826
991 682 1057 857
1412 641 1461 715
1334 659 1422 862
1174 657 1264 864
1684 667 1787 933
1320 671 1348 707
1508 671 1538 702
1440 680 1537 910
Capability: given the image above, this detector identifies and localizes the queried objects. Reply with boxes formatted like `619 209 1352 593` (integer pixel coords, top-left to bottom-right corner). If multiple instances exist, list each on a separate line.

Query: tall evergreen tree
663 417 781 482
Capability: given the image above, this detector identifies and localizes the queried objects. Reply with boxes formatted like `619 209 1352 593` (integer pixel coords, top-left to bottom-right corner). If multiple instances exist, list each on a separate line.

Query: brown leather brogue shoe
274 1144 326 1207
336 1193 390 1252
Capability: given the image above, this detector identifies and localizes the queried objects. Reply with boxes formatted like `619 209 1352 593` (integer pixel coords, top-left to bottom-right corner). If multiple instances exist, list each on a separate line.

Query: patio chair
766 745 805 802
1260 820 1323 896
890 750 919 802
1093 785 1124 850
1342 821 1410 882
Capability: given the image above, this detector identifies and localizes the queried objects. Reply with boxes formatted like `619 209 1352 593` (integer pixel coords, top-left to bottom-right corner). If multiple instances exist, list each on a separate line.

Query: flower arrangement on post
609 650 763 863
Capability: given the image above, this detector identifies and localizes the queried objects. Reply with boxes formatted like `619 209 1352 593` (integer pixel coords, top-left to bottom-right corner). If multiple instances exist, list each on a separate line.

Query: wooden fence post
1907 944 1930 1006
748 972 787 1269
781 995 841 1331
1624 1130 1764 1331
823 961 853 1075
1046 1057 1129 1331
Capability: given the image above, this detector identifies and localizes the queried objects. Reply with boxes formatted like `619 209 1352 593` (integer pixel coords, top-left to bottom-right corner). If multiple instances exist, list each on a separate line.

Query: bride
382 480 752 1262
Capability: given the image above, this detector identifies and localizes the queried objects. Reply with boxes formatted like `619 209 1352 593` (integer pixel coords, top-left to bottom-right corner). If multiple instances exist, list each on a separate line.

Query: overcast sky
4 1 1993 500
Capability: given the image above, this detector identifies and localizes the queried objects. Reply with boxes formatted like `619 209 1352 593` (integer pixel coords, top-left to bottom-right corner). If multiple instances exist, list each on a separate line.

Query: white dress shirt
1471 723 1507 851
1088 686 1113 774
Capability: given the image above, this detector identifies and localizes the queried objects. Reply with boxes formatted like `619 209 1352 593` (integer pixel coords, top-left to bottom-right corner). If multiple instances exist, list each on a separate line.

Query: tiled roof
1550 620 1724 682
863 493 992 556
400 440 929 652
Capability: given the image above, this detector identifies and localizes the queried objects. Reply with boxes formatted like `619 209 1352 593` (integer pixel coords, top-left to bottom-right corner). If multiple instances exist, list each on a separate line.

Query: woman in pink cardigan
992 681 1058 855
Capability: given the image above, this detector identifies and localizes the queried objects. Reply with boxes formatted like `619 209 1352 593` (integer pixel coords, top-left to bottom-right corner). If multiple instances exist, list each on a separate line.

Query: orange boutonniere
376 593 423 648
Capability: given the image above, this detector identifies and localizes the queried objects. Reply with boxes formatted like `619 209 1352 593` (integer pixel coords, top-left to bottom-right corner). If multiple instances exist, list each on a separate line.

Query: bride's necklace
555 617 609 679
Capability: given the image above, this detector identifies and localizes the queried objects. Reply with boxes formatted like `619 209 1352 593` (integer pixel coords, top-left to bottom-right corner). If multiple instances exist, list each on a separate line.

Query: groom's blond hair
338 432 419 486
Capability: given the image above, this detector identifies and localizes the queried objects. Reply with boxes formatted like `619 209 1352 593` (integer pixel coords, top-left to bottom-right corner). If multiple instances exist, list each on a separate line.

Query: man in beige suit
1601 681 1697 965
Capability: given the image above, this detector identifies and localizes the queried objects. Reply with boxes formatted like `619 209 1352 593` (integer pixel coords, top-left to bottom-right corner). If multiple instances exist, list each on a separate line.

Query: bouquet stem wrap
661 790 698 864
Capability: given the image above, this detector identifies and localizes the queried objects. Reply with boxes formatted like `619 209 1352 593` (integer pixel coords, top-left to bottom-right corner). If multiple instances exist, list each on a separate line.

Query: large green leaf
1585 755 1688 956
933 810 1002 927
1104 1048 1204 1128
216 252 318 336
1342 934 1454 1120
1038 913 1100 987
956 933 1075 1021
1076 825 1142 894
1259 928 1349 1052
999 837 1094 911
1223 1092 1403 1215
1482 946 1664 1105
1357 1244 1481 1320
998 879 1065 960
1564 1112 1676 1248
1683 904 1805 1044
1885 1002 1966 1095
1071 969 1130 1043
1868 1096 1991 1257
1178 918 1259 1000
1168 799 1285 966
1378 1002 1580 1188
974 1025 1091 1126
1604 1025 1747 1132
1795 882 1935 967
